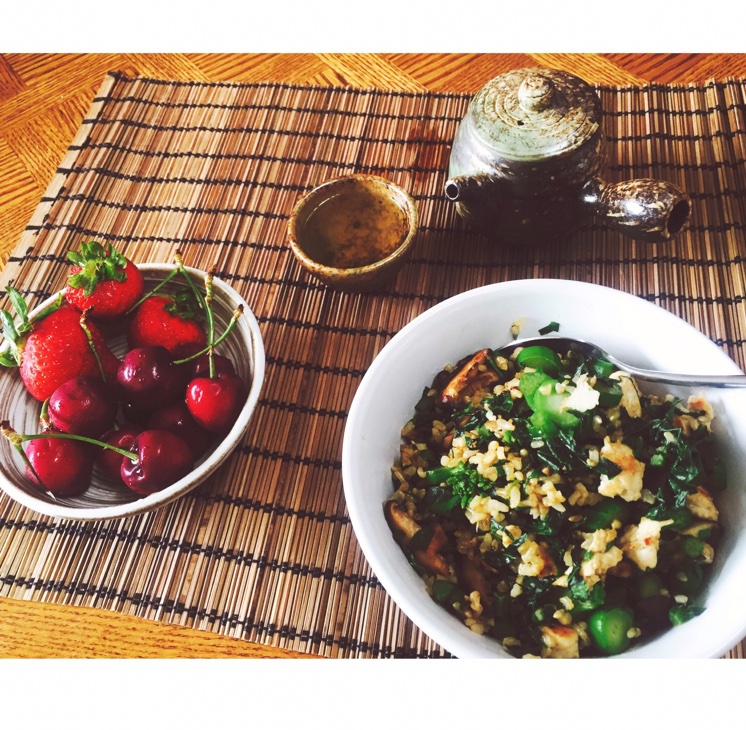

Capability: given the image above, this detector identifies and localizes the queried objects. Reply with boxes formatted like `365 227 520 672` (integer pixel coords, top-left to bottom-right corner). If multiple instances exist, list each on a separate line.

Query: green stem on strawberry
0 420 138 462
0 288 63 368
78 308 109 383
173 305 243 367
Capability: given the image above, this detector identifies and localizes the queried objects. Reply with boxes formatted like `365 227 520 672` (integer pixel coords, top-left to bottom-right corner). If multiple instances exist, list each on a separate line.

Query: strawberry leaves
0 287 30 367
0 287 62 368
163 290 201 320
67 241 128 296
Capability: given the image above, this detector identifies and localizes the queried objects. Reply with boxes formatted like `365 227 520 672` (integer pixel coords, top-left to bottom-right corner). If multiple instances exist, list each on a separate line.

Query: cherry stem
124 267 182 316
173 305 243 366
204 269 216 378
0 420 138 462
174 252 209 316
0 421 44 484
78 308 108 383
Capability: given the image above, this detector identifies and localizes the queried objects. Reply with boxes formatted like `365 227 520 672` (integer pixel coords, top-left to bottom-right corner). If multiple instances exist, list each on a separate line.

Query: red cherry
120 429 194 495
147 401 213 459
97 424 143 482
185 373 247 434
190 353 236 379
116 346 186 411
25 434 93 497
48 376 117 437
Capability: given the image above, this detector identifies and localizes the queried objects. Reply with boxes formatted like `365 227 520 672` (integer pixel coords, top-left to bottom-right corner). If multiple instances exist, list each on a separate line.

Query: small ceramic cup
287 174 419 293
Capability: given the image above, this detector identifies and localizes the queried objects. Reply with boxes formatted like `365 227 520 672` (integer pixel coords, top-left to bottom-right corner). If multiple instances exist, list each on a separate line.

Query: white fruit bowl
342 279 746 658
0 264 265 521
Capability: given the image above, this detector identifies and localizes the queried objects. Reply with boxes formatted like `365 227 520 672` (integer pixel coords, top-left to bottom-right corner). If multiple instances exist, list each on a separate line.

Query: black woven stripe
104 70 470 102
266 354 368 379
0 571 436 657
19 244 746 276
96 87 746 121
96 94 465 123
67 139 746 174
0 515 373 585
258 396 347 420
237 443 342 472
103 70 742 96
83 116 452 146
45 186 746 220
52 188 311 214
81 113 746 145
22 217 746 254
642 292 746 306
1 276 742 349
51 165 443 188
199 489 348 523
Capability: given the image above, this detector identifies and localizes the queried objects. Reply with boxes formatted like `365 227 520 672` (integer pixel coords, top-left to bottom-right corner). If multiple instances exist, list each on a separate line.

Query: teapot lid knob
518 76 554 112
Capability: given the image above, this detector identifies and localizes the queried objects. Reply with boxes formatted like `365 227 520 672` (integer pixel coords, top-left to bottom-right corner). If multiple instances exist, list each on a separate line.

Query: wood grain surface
0 53 744 659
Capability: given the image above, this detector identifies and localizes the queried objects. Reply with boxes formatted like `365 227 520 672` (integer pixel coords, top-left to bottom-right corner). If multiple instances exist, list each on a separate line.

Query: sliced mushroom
456 553 493 606
384 500 450 576
440 348 500 408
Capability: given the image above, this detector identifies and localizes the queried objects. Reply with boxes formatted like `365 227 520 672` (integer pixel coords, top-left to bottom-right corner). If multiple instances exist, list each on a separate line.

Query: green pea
588 606 635 655
515 346 562 377
635 573 664 601
681 535 705 559
431 579 462 606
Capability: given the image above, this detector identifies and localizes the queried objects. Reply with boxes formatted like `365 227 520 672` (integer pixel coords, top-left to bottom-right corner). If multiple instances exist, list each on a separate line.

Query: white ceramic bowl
342 279 746 658
0 264 265 521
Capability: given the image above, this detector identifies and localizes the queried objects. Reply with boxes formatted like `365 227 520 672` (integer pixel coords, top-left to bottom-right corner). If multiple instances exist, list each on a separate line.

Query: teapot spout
444 174 495 202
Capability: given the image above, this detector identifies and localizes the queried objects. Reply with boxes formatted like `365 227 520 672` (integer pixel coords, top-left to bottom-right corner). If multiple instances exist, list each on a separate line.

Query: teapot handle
584 178 691 243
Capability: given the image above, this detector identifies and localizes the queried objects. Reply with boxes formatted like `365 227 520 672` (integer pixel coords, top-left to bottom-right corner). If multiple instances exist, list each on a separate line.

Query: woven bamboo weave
1 72 745 658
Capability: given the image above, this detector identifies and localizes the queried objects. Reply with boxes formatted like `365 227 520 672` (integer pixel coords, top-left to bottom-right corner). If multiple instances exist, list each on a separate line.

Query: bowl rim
342 278 746 658
287 173 419 276
0 263 266 521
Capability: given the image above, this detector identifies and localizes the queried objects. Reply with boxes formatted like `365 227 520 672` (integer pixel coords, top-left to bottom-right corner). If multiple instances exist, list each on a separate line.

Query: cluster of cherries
2 271 247 499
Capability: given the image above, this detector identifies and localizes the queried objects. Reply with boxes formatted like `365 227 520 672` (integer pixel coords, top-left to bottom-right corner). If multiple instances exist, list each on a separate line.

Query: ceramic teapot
445 67 691 244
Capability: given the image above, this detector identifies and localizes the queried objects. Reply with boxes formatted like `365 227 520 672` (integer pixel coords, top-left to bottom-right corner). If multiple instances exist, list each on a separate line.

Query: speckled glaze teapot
445 67 690 244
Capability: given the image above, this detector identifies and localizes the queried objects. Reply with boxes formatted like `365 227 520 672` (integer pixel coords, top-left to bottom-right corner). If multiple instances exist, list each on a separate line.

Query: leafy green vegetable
669 605 705 626
425 462 496 509
538 321 560 335
569 567 606 613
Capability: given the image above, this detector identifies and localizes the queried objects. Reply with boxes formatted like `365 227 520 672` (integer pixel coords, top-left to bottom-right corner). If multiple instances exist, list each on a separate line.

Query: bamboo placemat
1 71 745 658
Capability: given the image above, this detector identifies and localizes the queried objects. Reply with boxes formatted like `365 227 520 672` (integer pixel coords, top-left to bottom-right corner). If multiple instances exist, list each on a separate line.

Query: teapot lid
469 67 602 162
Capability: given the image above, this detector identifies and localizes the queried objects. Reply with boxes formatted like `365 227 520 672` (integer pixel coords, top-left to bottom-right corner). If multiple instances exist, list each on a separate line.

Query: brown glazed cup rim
287 174 419 278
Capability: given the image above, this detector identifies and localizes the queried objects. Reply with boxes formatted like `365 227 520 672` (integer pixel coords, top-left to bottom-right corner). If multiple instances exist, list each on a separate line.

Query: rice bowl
342 279 746 658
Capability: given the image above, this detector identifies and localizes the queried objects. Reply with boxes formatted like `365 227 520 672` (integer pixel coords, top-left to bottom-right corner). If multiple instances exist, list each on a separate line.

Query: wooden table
1 53 744 659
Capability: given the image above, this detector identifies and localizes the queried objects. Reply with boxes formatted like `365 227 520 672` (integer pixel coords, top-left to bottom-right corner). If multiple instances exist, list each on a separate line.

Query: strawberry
64 241 144 320
0 288 120 402
127 292 207 359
